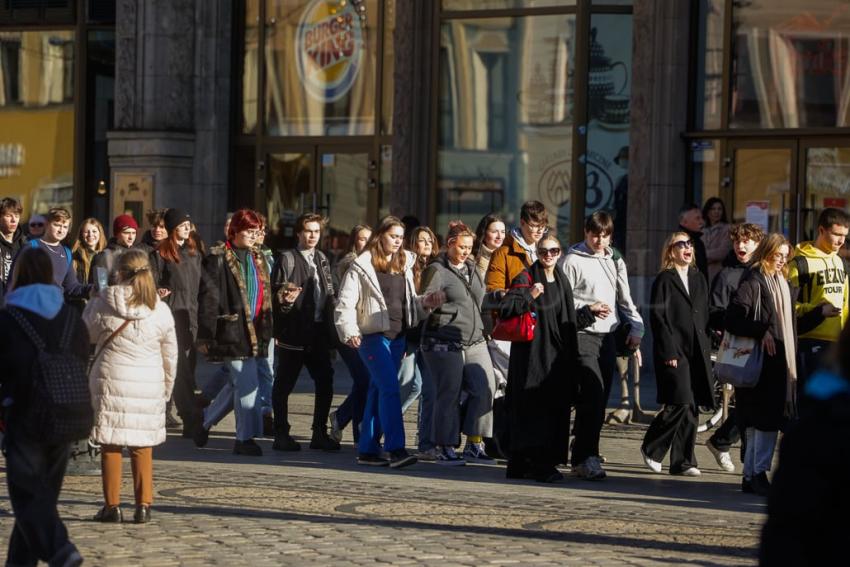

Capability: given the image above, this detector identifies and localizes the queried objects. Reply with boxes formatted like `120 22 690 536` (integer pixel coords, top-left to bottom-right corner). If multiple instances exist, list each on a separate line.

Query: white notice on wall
745 201 769 232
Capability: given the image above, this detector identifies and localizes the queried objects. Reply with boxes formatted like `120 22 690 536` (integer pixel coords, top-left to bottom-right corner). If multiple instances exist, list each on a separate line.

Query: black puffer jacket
197 242 272 360
0 228 26 304
156 244 203 347
89 239 133 284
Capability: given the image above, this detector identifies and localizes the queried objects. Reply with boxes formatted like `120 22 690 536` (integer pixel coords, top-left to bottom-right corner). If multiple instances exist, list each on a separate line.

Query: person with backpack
15 207 91 300
83 250 178 523
0 246 90 567
270 213 339 452
89 214 139 285
562 211 644 480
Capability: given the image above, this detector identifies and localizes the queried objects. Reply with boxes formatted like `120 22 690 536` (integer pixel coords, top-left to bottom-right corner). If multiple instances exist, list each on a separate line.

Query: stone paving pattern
1 389 765 566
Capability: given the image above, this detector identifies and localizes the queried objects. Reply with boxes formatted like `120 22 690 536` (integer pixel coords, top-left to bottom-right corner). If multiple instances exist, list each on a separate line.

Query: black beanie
164 208 191 232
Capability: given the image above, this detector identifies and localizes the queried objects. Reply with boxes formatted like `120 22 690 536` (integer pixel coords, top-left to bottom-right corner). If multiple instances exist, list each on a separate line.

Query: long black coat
499 263 594 461
155 245 203 347
724 269 798 431
650 267 715 407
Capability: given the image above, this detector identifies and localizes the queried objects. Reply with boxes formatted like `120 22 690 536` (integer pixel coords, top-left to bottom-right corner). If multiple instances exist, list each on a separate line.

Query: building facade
2 0 849 279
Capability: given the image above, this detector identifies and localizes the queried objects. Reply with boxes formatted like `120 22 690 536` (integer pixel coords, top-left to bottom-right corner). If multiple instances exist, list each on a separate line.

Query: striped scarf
228 242 263 321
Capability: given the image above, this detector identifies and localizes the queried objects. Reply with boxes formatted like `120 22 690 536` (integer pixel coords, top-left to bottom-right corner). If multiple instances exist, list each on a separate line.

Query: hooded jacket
562 242 644 337
789 241 850 342
334 250 427 343
0 227 26 303
420 252 486 346
83 285 178 447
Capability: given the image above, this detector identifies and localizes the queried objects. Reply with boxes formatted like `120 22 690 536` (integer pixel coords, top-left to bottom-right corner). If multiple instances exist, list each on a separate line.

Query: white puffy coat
83 285 178 447
334 250 426 343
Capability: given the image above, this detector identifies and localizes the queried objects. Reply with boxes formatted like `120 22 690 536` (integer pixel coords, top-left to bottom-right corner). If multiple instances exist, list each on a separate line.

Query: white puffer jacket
83 285 178 447
334 250 426 343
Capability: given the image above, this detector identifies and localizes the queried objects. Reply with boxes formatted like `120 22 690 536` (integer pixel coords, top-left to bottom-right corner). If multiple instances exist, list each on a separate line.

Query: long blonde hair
659 231 695 271
71 218 107 281
116 249 157 309
750 233 791 278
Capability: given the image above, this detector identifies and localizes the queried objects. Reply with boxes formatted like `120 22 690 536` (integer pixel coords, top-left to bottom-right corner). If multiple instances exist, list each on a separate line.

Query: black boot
94 505 123 523
309 429 341 451
751 471 771 497
233 439 263 456
272 433 301 451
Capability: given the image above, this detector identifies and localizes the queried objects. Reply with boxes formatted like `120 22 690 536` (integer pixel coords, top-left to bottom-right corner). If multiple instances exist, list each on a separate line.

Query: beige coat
83 285 178 447
334 250 426 343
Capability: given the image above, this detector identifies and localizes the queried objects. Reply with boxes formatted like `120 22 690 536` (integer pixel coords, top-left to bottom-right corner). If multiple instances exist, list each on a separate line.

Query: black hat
164 208 191 232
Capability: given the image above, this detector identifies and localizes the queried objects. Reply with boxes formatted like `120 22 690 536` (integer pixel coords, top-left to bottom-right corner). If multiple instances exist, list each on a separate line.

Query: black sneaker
262 414 275 437
193 423 210 448
133 504 151 524
94 505 122 523
309 431 341 452
742 477 754 494
357 453 390 466
233 439 263 456
388 448 417 469
272 434 301 451
751 471 771 497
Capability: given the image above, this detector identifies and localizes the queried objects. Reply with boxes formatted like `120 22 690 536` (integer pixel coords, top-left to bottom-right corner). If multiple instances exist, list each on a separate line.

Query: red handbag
491 274 537 342
491 311 536 342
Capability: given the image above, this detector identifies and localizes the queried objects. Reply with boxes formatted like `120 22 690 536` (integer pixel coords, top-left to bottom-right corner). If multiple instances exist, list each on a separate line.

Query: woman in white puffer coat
83 249 178 524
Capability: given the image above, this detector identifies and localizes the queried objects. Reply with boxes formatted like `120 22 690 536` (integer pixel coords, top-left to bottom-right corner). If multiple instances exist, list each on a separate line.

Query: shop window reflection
243 0 259 134
0 30 75 216
437 15 576 239
803 147 850 240
731 0 850 128
694 0 724 129
264 0 379 136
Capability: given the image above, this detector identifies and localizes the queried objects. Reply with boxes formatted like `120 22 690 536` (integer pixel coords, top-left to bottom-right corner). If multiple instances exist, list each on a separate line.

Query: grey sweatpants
422 341 496 446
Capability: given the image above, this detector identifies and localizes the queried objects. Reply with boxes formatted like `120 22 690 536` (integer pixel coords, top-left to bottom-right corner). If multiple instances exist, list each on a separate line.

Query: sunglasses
538 247 561 256
29 222 44 228
673 240 693 250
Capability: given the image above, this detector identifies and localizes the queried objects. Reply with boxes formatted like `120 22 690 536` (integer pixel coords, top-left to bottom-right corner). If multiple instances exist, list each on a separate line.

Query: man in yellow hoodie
789 208 850 389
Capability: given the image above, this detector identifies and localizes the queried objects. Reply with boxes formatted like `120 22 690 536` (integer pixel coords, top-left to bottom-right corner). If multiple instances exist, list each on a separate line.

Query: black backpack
7 307 94 444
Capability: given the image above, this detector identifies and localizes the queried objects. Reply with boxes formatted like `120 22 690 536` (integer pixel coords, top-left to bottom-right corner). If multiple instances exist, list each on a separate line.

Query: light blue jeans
257 340 276 416
202 358 262 442
743 427 779 478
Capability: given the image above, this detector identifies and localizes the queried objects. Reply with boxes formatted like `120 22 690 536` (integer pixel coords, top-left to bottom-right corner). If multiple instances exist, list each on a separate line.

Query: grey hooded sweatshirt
561 242 644 337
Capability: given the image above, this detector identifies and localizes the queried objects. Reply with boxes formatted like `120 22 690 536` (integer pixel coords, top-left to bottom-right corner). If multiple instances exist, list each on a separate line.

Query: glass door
728 140 798 240
264 146 378 255
799 141 850 243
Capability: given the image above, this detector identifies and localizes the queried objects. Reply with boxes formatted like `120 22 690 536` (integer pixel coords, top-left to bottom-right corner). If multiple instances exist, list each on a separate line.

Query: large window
0 30 76 215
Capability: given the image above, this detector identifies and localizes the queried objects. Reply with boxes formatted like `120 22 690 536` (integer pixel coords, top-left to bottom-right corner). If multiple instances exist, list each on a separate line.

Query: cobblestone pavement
0 389 765 566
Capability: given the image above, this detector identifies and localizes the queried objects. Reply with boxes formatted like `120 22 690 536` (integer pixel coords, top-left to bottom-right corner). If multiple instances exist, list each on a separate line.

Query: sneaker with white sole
573 456 606 480
706 440 735 472
415 448 438 461
640 447 662 473
677 467 702 477
462 442 494 463
328 410 343 443
435 446 466 466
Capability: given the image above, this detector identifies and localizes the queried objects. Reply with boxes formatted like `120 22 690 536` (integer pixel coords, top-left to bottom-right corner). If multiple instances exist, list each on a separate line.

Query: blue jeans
336 343 371 440
202 358 262 442
358 333 407 455
398 347 422 414
414 351 436 452
257 340 275 416
195 353 230 401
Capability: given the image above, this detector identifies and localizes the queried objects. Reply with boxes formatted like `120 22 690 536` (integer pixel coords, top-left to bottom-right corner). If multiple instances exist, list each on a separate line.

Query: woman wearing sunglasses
641 232 715 477
499 235 603 482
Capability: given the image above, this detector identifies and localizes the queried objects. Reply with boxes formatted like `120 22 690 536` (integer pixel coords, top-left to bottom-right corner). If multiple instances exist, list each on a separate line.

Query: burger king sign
296 0 365 103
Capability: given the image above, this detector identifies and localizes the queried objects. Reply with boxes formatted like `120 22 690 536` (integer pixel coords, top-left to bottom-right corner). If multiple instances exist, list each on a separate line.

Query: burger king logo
296 0 365 102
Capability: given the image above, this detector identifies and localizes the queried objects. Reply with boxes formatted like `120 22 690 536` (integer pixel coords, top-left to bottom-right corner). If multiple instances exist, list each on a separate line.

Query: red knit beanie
113 214 139 235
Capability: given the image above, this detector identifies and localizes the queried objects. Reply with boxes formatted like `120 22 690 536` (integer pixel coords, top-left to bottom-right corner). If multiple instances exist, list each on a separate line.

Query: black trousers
172 342 198 425
642 403 698 474
273 341 334 435
708 406 741 452
572 332 616 466
3 430 79 567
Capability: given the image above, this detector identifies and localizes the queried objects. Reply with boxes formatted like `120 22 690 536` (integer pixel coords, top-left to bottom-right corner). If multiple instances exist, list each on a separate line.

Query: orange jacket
485 234 533 292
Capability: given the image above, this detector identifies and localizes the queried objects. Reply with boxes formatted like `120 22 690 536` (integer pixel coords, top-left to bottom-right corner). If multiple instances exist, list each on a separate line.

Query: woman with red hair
194 209 273 456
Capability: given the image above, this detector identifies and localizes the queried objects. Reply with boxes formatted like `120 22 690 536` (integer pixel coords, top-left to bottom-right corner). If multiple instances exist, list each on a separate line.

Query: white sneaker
328 410 343 443
640 447 662 473
679 467 702 477
573 456 606 480
435 446 466 466
706 440 735 472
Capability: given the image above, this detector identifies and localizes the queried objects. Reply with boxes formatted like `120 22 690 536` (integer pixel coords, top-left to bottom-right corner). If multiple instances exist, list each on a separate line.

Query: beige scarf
764 273 797 396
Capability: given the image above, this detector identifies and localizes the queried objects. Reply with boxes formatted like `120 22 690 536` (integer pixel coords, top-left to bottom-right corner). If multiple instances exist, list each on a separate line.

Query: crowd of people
1 194 849 564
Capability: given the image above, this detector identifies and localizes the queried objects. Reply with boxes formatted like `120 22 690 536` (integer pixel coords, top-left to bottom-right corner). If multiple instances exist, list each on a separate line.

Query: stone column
109 0 231 241
628 0 692 279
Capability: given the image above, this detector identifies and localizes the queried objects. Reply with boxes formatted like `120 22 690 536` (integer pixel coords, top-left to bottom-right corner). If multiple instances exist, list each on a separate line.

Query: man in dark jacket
678 203 708 281
90 214 138 285
270 213 338 452
0 197 26 305
705 223 763 473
